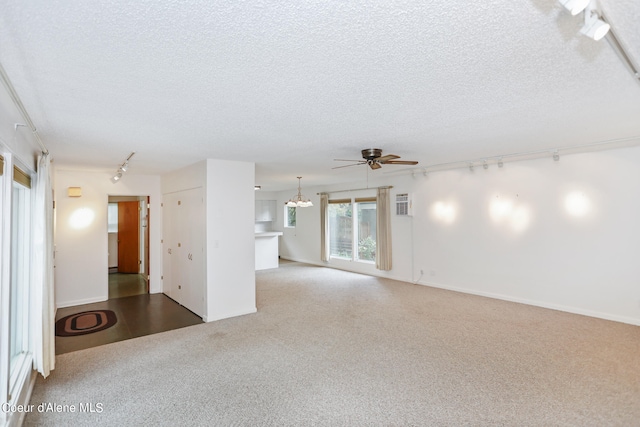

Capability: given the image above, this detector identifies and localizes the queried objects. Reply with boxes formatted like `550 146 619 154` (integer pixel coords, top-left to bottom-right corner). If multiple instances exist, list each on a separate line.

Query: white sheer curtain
376 187 392 271
320 193 329 262
31 153 55 377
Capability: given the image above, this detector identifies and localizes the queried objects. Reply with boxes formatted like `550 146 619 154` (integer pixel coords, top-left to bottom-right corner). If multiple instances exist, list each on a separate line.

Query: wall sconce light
67 187 82 197
111 152 135 184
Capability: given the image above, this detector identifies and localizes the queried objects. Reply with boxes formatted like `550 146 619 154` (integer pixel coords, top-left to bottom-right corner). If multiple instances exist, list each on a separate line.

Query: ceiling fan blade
384 160 419 165
332 163 365 169
369 162 382 170
334 159 364 162
377 154 401 163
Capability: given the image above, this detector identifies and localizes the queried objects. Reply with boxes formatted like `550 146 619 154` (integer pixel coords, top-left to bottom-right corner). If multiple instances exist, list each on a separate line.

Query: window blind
13 165 31 188
355 197 376 203
328 198 351 204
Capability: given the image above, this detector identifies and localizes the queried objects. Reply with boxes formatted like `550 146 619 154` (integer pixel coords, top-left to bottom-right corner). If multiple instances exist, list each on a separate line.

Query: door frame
108 195 151 295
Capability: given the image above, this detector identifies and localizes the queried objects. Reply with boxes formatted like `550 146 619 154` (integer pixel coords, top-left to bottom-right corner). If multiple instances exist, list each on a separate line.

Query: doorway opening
107 195 150 299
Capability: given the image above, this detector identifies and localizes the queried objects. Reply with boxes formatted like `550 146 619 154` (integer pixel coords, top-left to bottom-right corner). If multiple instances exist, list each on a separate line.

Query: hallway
55 273 203 355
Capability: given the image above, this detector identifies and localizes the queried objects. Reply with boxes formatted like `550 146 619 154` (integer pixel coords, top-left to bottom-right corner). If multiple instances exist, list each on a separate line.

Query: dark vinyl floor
55 273 203 355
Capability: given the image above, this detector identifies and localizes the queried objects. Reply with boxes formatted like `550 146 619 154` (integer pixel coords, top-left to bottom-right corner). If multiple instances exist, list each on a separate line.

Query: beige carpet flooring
25 262 640 426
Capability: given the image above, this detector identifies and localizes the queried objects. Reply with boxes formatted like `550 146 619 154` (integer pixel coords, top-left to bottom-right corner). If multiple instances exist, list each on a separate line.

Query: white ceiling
1 0 639 191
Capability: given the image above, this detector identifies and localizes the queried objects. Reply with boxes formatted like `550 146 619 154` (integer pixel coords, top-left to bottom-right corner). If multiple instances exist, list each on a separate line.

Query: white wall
279 145 640 325
205 159 256 321
54 168 162 307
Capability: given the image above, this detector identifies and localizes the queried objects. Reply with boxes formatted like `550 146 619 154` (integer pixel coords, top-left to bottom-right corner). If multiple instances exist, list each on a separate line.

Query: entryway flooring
55 273 203 355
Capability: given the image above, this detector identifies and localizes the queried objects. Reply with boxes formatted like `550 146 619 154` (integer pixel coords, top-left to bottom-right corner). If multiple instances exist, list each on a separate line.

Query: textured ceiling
1 0 639 191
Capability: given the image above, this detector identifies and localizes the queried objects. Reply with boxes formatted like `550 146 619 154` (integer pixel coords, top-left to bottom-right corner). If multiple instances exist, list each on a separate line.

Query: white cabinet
255 200 276 222
162 188 204 317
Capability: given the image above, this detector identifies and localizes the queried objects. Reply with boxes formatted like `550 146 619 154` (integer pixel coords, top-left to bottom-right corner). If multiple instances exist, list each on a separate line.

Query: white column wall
205 159 256 321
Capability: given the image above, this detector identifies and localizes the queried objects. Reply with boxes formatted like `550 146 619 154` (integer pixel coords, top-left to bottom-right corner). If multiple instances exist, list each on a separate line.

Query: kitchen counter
255 232 282 270
255 232 283 237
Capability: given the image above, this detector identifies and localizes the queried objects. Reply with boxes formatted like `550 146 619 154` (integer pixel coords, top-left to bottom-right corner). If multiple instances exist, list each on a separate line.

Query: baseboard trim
416 280 640 327
56 296 107 309
205 307 257 323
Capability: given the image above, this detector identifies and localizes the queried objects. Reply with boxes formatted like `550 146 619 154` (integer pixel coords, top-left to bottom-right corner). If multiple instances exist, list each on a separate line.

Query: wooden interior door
118 201 140 273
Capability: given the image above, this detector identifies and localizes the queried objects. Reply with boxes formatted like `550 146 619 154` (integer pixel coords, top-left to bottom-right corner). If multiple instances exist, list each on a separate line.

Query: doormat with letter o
55 310 117 337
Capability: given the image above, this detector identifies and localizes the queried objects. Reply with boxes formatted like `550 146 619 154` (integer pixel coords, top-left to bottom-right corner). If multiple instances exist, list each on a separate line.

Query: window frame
284 205 296 228
0 150 36 418
328 197 377 264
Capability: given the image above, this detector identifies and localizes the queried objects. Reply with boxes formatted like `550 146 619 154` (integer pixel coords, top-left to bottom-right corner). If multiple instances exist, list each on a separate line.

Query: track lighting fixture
580 6 610 41
553 151 560 161
111 152 135 184
558 1 610 41
483 160 489 170
558 0 589 16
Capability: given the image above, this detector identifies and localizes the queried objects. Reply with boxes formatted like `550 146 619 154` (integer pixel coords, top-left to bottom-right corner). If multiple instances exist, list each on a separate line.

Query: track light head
111 172 123 184
580 8 610 41
558 0 590 16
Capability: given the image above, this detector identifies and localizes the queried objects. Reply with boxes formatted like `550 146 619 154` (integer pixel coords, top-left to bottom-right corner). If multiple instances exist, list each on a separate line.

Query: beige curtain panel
320 193 329 262
376 187 392 271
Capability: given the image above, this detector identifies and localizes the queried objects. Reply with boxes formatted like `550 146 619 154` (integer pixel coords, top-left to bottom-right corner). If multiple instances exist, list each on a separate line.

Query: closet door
179 187 204 317
162 192 179 301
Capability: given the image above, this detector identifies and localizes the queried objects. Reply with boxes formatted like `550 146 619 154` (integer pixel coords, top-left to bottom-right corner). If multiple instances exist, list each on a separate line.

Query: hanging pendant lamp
285 177 313 207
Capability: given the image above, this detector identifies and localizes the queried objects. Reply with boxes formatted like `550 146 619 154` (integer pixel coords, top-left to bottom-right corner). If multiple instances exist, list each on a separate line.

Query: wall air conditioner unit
395 193 412 216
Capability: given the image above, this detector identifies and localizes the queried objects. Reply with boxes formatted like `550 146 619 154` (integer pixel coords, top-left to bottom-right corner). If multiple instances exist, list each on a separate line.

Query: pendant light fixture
285 177 313 207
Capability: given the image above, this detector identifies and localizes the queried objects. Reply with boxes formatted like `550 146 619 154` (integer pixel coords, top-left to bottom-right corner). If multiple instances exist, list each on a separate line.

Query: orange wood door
118 201 140 273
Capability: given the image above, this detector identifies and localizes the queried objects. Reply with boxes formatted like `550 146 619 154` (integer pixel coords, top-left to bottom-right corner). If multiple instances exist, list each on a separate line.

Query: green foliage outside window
286 206 296 227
